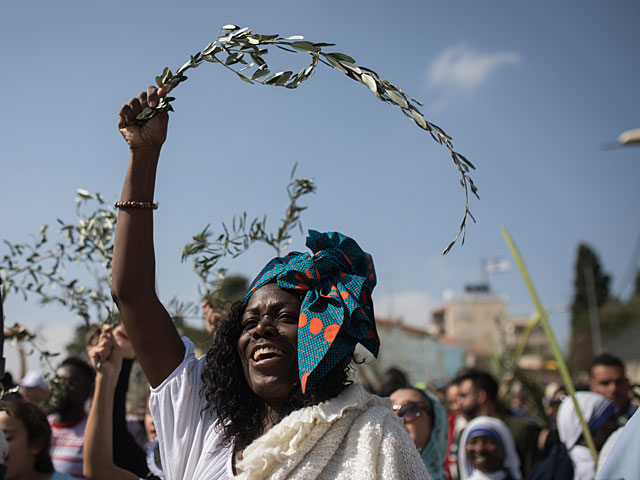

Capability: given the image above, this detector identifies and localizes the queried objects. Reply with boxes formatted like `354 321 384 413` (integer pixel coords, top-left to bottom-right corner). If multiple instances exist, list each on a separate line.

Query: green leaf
235 72 254 84
326 52 356 64
322 54 349 74
251 67 271 80
412 110 427 130
290 41 320 53
360 73 377 93
76 189 93 199
386 90 409 109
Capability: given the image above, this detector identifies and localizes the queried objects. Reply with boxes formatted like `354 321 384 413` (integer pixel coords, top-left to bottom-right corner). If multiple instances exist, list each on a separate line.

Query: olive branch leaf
181 162 316 299
137 24 478 254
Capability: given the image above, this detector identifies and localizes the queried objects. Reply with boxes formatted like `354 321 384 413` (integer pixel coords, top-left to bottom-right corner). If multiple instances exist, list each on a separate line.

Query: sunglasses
392 402 426 423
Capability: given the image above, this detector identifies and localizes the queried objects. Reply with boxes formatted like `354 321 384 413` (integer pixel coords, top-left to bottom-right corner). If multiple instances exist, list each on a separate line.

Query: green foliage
182 163 315 298
1 189 116 326
599 295 640 340
569 243 611 370
489 348 546 422
136 25 478 254
570 243 611 317
211 274 249 306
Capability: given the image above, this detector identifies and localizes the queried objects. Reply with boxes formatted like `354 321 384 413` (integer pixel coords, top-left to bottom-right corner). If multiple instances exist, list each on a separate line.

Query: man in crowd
48 357 95 479
589 352 637 422
455 368 545 477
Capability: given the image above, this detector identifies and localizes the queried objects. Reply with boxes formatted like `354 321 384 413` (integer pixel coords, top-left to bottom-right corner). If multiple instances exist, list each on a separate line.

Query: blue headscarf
420 390 449 480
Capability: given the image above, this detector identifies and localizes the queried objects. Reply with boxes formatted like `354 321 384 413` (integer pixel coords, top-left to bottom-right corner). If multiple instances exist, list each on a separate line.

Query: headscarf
557 391 615 480
556 391 615 450
458 416 522 480
420 389 449 480
244 230 379 393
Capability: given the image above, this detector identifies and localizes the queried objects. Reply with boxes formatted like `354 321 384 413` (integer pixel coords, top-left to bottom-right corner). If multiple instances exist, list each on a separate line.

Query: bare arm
111 86 184 387
84 327 138 480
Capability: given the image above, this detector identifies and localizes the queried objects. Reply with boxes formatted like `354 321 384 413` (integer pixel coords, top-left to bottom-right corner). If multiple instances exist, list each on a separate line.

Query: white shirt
149 338 233 480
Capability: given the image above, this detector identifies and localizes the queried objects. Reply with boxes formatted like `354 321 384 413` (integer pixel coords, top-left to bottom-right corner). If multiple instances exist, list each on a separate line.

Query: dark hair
0 394 54 473
201 300 353 452
590 353 625 377
455 369 499 402
60 356 96 386
378 367 409 397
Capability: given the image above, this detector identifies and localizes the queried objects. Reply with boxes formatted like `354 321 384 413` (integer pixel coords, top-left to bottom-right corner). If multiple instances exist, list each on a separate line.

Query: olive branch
182 162 316 298
136 24 478 254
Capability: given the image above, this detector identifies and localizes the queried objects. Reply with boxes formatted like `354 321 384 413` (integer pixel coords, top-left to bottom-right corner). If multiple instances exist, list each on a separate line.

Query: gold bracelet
114 201 158 210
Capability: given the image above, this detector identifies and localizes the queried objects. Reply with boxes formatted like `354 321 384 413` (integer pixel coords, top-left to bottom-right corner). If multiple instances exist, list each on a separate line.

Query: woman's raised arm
111 86 184 387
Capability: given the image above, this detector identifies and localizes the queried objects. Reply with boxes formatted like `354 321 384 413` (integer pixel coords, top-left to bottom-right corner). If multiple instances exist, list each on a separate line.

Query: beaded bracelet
114 201 158 210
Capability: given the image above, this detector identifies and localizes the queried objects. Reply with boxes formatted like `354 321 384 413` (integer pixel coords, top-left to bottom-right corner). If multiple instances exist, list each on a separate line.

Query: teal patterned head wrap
244 230 379 393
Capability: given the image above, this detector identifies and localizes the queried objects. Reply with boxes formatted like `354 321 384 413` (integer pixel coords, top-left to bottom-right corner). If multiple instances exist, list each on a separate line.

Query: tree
1 167 315 372
569 243 611 371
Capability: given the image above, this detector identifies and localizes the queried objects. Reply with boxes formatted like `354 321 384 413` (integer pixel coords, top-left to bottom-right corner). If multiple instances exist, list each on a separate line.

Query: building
431 283 552 370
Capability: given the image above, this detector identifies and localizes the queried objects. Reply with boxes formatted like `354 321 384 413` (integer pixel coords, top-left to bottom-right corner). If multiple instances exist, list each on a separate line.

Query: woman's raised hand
87 325 123 379
118 85 171 152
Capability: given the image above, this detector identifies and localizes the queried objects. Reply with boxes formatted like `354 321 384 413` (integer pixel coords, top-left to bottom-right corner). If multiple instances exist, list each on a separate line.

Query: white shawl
233 383 431 480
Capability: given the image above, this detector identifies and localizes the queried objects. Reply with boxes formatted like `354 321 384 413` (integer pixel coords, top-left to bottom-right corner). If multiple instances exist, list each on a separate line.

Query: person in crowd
47 357 94 479
596 394 640 479
543 385 566 428
455 369 543 477
0 428 7 479
631 384 640 408
556 391 618 480
378 367 409 397
84 325 161 480
589 352 637 422
202 299 227 336
18 371 49 407
444 380 466 479
390 387 448 479
111 85 429 479
86 324 150 478
458 416 521 480
0 393 73 479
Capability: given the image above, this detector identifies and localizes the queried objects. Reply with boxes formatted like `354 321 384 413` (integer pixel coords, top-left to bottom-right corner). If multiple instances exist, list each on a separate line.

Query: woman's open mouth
251 345 285 365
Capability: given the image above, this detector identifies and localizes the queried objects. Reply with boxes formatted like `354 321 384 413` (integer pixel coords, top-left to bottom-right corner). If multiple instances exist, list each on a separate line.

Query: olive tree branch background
135 25 478 254
181 162 316 300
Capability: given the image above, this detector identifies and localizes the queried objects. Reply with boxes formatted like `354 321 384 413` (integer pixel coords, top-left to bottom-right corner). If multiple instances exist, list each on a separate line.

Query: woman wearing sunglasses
390 387 449 480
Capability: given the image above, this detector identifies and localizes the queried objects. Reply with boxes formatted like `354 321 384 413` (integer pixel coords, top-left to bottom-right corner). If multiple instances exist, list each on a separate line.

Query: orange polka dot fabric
244 230 379 393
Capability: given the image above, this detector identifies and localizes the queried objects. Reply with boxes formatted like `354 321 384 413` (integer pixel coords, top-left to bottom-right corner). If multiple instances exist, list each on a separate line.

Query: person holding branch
111 86 429 480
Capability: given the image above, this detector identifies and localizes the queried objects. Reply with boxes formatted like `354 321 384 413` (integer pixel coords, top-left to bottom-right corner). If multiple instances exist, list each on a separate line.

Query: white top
149 338 233 480
150 338 428 480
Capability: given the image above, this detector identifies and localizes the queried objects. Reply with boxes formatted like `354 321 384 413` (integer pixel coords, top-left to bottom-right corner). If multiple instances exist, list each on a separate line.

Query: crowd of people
0 85 639 480
2 327 640 480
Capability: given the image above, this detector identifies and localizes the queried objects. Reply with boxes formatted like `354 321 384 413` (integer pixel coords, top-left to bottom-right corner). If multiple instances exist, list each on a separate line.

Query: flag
483 257 510 275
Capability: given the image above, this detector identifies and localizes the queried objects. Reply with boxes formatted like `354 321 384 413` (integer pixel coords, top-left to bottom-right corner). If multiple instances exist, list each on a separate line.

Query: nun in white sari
458 416 522 480
556 392 617 480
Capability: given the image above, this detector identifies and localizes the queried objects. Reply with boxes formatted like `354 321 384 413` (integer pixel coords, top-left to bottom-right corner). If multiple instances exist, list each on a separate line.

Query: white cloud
373 290 440 329
426 44 521 92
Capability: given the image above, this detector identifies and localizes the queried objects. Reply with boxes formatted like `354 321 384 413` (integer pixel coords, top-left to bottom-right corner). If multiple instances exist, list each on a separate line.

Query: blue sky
2 1 639 374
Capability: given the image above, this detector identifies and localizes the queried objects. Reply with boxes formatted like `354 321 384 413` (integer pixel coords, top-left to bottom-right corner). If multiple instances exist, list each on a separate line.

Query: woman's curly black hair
201 299 354 452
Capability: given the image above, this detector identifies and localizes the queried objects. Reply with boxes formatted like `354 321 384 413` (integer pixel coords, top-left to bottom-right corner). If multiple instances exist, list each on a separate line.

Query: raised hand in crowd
84 326 138 480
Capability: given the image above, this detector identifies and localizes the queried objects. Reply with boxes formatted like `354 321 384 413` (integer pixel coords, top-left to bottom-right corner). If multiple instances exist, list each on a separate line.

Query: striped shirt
48 413 87 479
